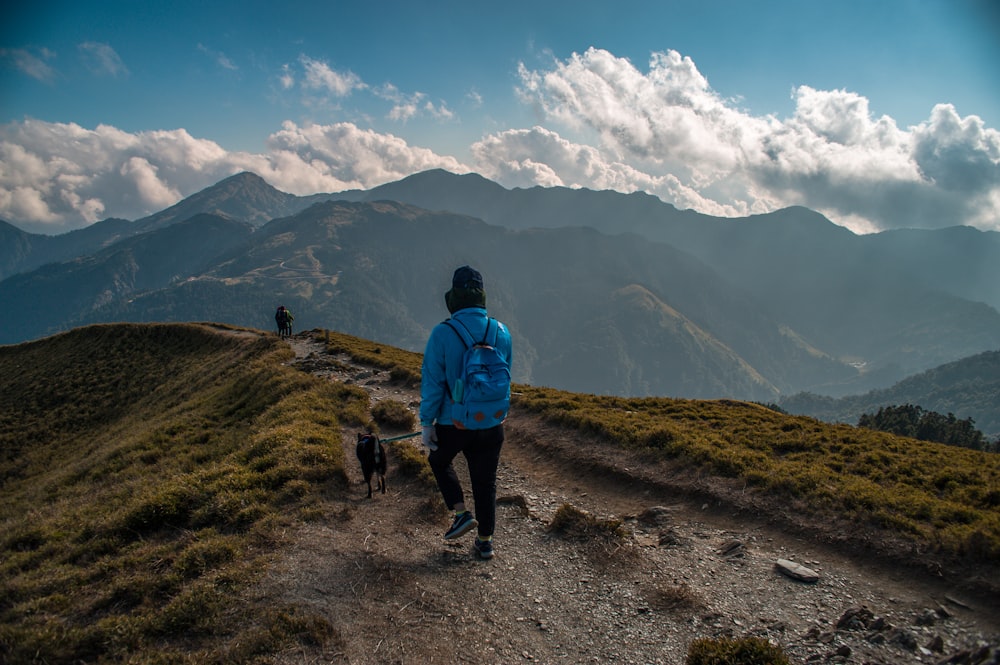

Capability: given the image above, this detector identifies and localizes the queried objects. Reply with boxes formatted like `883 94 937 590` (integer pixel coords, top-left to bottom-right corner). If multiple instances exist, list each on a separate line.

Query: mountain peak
135 171 302 231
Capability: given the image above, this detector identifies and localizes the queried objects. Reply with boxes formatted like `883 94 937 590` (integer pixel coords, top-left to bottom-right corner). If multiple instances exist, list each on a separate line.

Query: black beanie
452 265 484 290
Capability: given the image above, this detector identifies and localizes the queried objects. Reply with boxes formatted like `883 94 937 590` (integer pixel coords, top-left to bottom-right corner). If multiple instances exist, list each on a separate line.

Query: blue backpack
445 317 511 429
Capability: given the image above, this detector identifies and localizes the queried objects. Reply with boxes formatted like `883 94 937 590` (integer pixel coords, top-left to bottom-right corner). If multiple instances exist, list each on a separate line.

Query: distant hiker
420 266 513 560
275 305 294 338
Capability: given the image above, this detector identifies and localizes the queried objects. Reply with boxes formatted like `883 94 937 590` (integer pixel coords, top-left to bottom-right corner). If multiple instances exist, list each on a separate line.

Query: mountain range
2 171 998 426
782 349 1000 440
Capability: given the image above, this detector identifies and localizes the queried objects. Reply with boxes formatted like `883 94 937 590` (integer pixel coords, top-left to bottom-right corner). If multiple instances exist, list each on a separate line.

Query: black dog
355 432 387 498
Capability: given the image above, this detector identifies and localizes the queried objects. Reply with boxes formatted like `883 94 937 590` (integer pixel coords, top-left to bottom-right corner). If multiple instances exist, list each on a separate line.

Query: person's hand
422 425 438 451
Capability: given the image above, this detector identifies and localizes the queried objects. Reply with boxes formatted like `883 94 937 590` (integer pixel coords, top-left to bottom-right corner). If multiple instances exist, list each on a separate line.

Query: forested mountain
781 350 1000 440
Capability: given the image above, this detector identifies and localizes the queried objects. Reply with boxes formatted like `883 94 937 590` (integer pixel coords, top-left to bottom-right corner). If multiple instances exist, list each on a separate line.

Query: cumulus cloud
470 126 747 217
299 56 364 96
3 46 997 235
78 42 128 77
0 118 468 233
514 47 1000 232
259 121 468 191
375 83 454 123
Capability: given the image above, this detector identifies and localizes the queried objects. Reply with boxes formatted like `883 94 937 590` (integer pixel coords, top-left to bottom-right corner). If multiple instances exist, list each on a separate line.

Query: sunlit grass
3 324 998 662
321 329 423 386
0 323 365 662
515 387 1000 560
309 333 1000 562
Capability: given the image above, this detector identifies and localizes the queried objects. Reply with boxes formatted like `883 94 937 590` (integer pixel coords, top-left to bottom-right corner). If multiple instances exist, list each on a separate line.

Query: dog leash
378 431 422 443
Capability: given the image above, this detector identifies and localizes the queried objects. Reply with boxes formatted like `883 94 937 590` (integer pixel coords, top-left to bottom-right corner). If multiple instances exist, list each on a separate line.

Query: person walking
275 305 294 338
420 266 513 560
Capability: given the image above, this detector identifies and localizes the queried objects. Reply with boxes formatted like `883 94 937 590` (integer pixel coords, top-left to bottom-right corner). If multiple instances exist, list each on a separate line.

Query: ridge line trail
267 331 997 665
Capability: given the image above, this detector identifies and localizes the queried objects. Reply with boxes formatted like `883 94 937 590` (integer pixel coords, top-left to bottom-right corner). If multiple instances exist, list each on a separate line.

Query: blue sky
2 0 999 235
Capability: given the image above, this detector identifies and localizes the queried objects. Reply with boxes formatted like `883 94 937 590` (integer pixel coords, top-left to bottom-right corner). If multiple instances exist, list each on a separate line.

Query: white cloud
279 64 294 90
470 126 747 217
2 47 997 235
376 84 454 123
299 56 364 96
260 121 468 192
0 118 468 233
78 42 128 77
515 48 1000 232
1 47 57 81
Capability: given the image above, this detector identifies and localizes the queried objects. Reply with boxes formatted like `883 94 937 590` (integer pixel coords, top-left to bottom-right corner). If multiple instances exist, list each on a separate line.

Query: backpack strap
444 318 475 349
483 318 498 346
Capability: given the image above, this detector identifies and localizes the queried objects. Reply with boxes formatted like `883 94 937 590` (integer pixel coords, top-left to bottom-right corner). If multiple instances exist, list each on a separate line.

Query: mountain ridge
2 170 998 409
781 349 1000 440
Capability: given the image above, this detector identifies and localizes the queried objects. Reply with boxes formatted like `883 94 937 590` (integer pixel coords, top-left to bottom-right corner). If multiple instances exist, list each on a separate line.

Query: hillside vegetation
325 329 1000 567
2 324 999 663
782 349 1000 441
514 389 1000 562
0 323 372 662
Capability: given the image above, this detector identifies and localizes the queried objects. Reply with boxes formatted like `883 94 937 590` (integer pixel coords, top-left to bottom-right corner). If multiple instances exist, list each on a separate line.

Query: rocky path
266 332 998 665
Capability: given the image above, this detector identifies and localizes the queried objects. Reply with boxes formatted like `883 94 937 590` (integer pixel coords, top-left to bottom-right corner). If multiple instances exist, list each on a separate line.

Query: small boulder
775 558 820 583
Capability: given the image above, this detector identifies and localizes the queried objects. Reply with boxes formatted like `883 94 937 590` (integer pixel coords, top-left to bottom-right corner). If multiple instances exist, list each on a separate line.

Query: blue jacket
420 306 513 427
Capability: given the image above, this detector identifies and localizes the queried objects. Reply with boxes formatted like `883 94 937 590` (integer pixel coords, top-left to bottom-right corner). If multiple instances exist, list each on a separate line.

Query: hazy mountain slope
80 200 851 400
6 170 996 401
781 349 1000 439
541 284 777 399
344 170 1000 387
862 225 1000 311
0 214 253 343
0 220 32 280
0 217 134 281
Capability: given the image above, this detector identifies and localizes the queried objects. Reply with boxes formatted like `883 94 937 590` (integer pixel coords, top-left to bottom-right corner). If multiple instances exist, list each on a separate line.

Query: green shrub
686 636 790 665
389 440 437 488
372 399 417 431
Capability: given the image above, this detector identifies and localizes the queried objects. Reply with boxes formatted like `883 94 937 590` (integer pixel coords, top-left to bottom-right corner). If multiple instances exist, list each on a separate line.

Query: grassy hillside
0 323 372 662
325 329 1000 564
514 389 1000 562
3 325 999 662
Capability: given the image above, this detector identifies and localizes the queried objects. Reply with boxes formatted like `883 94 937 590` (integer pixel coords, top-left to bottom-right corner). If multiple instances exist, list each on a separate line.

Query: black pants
428 424 504 538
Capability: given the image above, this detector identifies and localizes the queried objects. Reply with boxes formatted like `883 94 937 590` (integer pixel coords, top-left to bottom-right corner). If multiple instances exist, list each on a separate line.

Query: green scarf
445 287 486 313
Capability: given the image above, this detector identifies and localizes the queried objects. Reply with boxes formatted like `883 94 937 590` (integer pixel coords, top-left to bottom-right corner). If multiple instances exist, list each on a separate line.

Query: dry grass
646 582 706 613
321 329 423 387
372 399 418 431
548 503 637 563
686 636 790 665
515 387 1000 562
3 324 998 662
0 323 368 662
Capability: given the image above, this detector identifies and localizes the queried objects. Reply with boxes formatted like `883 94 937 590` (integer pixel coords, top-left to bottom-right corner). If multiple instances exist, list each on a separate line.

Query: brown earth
262 331 999 665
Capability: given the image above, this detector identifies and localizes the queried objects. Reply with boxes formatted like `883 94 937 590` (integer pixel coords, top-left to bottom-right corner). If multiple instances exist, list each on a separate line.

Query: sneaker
444 511 477 540
474 537 494 560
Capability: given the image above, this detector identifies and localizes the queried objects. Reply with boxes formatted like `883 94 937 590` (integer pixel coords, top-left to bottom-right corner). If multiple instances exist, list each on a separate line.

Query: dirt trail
265 331 998 665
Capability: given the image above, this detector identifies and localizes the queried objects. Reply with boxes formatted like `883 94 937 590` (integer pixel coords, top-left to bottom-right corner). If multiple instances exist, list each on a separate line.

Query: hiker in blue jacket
420 266 513 560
